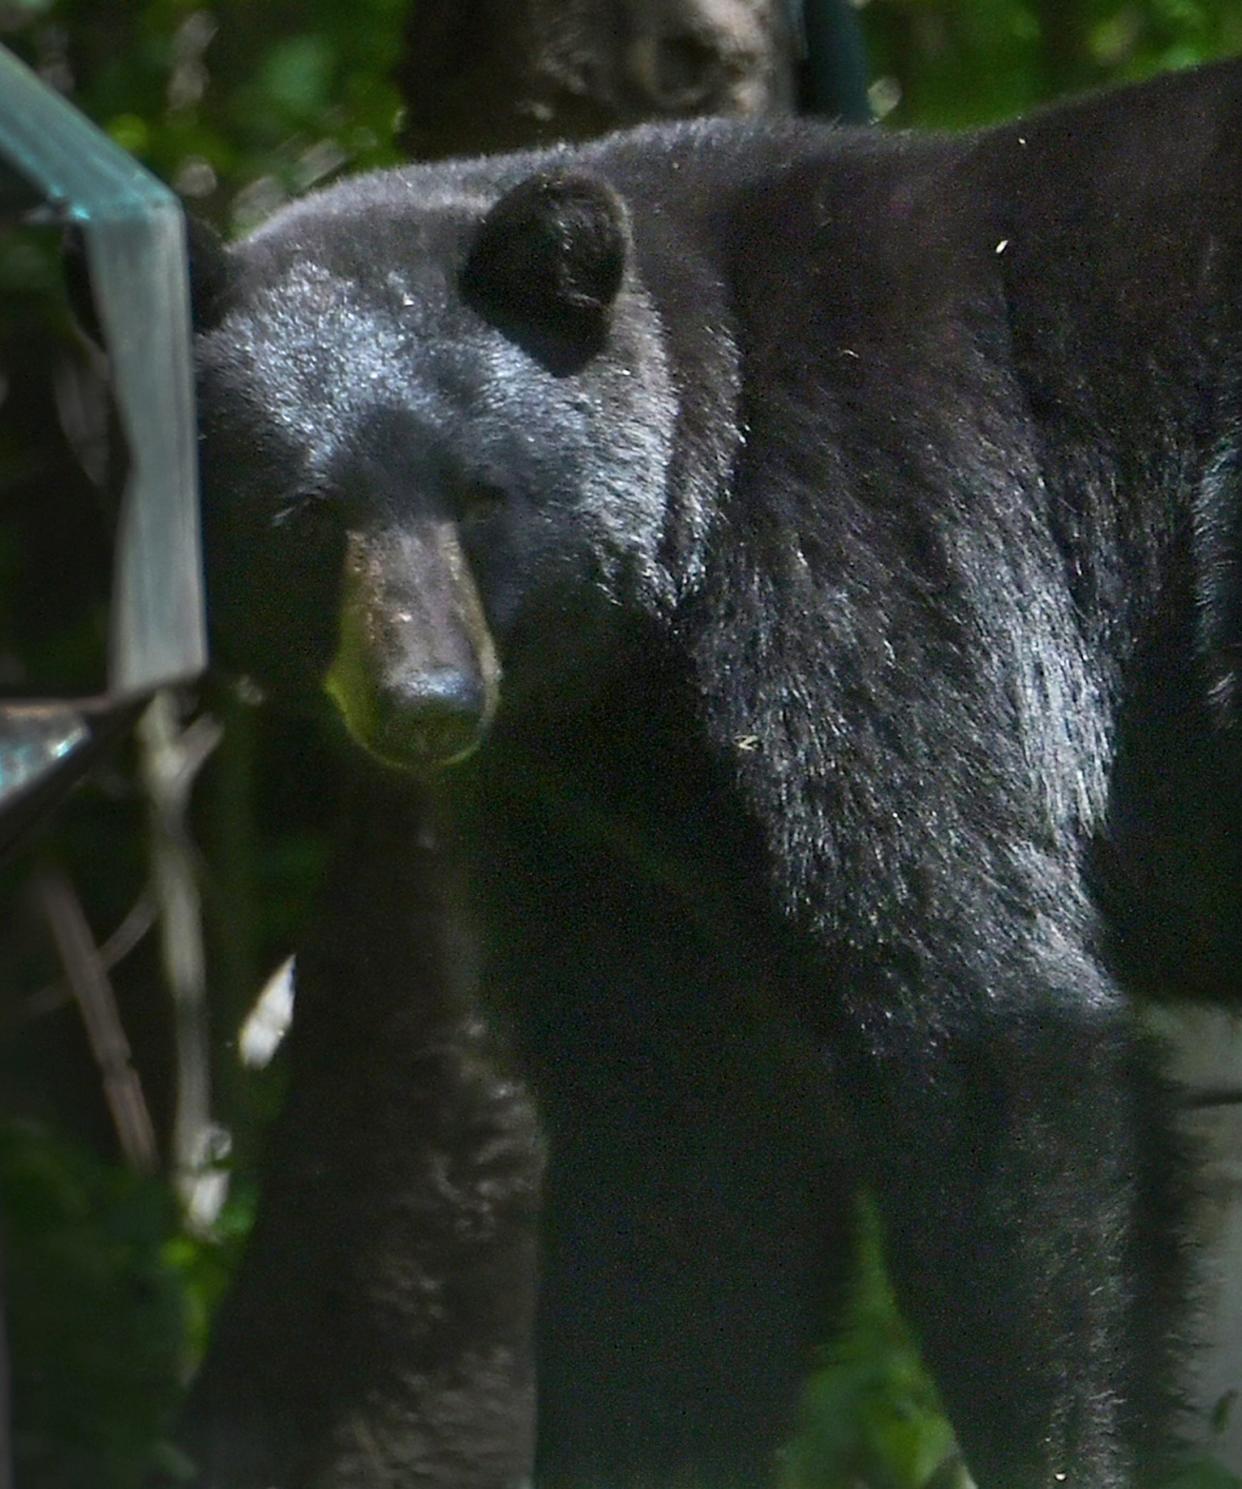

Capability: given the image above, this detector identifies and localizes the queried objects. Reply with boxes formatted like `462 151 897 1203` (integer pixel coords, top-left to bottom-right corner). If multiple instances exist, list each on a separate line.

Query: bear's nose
376 668 487 767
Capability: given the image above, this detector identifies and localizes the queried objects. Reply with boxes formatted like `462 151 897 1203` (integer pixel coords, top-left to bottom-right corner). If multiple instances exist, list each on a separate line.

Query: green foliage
4 0 410 233
787 1205 1242 1488
0 1121 249 1489
1163 1460 1242 1489
864 0 1242 126
786 1203 957 1489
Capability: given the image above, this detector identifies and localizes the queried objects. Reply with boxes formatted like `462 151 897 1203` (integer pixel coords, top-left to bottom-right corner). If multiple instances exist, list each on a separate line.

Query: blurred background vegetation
3 2 1242 1486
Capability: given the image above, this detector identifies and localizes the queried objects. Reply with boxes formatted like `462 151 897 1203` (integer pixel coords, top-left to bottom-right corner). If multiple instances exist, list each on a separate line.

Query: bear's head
194 168 683 770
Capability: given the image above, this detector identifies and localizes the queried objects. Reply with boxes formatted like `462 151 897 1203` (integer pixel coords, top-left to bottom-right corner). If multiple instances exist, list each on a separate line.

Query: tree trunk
396 0 798 159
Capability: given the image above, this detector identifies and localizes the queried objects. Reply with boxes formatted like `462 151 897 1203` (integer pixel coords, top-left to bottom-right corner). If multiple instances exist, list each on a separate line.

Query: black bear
189 58 1242 1489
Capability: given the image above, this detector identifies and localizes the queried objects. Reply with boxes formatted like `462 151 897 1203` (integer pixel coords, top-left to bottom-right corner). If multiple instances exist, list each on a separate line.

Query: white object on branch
239 955 296 1069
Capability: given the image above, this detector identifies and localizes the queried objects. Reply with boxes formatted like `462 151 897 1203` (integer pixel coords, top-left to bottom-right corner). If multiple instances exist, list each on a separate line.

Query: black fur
189 60 1242 1488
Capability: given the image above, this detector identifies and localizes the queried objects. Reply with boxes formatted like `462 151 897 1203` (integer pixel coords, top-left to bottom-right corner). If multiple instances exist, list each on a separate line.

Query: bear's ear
461 173 631 374
63 214 230 346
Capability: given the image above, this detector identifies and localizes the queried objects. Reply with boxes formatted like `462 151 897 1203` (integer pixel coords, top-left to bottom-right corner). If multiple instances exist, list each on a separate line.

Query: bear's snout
373 667 490 767
324 521 500 772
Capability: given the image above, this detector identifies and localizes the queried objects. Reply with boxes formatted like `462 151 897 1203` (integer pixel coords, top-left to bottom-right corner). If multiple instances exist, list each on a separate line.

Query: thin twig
138 692 224 1232
16 891 157 1025
35 868 158 1174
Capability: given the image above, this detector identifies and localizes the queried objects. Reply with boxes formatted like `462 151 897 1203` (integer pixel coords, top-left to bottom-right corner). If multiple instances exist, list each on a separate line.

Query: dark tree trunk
396 0 798 159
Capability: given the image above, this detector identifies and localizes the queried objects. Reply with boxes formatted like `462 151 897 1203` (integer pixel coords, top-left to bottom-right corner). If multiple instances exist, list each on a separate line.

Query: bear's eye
453 480 507 528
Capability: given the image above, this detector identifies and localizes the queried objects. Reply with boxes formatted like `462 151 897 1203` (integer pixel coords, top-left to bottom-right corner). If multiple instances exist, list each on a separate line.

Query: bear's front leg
831 905 1190 1489
176 774 543 1489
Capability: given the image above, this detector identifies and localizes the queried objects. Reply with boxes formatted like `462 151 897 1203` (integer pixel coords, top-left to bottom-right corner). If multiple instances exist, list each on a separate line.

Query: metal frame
0 44 204 832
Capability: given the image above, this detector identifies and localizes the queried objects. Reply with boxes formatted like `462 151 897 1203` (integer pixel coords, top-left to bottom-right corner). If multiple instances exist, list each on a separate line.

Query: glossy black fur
187 61 1242 1488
